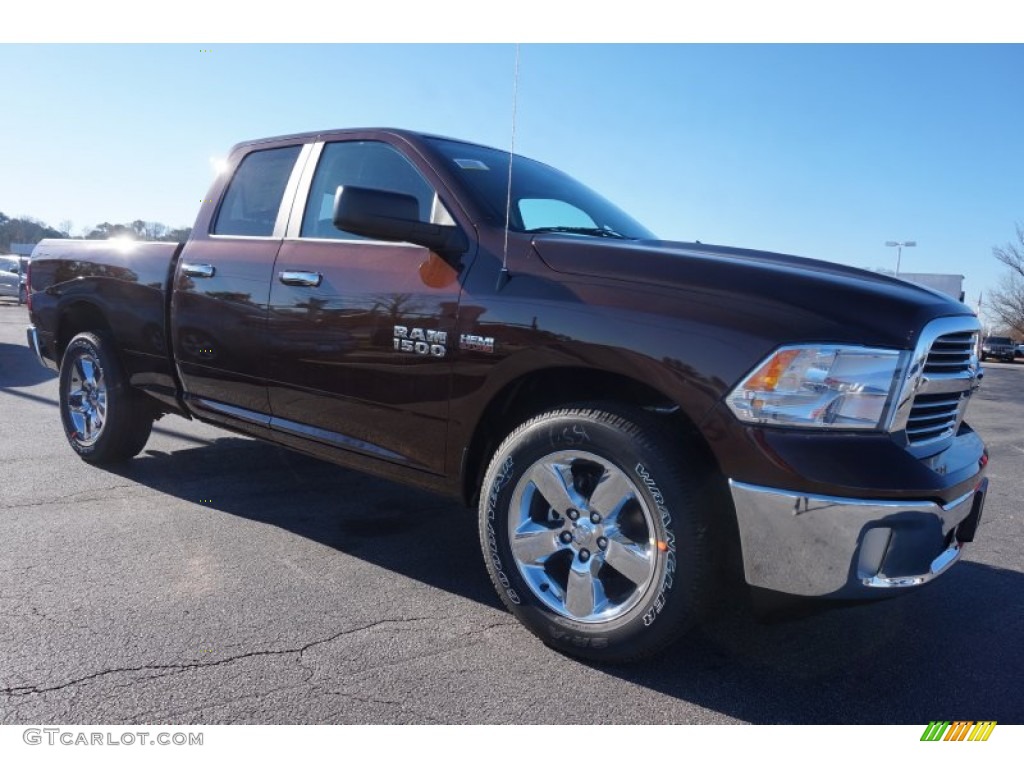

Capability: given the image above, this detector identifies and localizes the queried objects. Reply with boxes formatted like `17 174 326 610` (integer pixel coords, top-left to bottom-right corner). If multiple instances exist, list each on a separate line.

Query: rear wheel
478 404 720 662
18 285 27 305
59 332 154 464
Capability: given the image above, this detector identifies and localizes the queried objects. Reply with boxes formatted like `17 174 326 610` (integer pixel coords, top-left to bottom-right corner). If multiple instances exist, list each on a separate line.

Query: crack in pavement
0 616 430 699
321 689 445 724
459 620 517 637
122 682 313 724
0 484 146 511
294 635 449 725
307 623 519 691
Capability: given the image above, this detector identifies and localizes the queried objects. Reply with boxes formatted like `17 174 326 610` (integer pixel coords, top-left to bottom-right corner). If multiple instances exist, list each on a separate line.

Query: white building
896 272 965 303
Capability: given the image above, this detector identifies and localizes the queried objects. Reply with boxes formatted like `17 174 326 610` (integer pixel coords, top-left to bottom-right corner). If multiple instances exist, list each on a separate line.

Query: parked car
980 336 1016 362
26 128 989 662
1016 342 1024 358
0 255 28 304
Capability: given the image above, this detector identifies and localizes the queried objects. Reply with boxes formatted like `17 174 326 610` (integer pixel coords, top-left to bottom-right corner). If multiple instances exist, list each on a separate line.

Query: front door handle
279 270 323 287
181 263 216 279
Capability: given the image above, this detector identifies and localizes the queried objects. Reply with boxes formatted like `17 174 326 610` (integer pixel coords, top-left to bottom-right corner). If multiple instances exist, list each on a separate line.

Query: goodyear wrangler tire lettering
477 404 717 663
636 462 676 584
485 457 520 604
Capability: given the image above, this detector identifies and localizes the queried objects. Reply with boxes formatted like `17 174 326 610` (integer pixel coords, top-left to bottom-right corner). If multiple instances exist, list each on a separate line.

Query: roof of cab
228 127 499 156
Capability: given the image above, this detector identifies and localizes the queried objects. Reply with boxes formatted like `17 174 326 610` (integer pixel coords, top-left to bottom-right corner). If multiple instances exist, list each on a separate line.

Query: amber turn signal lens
743 348 802 392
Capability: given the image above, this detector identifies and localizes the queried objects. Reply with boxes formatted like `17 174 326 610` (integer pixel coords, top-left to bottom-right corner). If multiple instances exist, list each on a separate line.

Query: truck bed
28 238 184 409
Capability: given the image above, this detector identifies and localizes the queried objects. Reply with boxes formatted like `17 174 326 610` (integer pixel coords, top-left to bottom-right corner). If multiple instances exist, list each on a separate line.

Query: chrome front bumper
26 325 59 372
729 479 987 598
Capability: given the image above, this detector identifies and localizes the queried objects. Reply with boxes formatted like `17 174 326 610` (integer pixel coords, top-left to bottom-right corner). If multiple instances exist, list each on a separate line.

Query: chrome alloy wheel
65 352 107 445
508 450 659 623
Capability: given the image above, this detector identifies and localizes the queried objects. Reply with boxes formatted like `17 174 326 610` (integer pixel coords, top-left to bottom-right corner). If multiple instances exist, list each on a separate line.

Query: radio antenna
497 43 520 291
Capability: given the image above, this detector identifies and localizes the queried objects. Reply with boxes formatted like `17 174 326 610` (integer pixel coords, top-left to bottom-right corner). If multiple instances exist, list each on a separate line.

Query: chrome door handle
182 263 216 279
278 270 322 287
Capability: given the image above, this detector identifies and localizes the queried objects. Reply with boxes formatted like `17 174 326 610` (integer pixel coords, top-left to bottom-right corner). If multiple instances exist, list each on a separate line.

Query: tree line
0 212 65 252
1 212 191 253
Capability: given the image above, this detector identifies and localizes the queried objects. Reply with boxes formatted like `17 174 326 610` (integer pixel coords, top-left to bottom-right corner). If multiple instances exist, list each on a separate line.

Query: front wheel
478 404 719 662
59 332 154 464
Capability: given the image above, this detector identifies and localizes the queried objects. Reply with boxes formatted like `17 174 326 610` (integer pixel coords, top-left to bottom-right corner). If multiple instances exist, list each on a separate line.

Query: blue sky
1 44 1021 322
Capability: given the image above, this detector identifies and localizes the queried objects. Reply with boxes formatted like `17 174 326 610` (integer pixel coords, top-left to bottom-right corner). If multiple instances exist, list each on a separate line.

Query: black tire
59 332 154 464
18 285 27 305
478 404 720 663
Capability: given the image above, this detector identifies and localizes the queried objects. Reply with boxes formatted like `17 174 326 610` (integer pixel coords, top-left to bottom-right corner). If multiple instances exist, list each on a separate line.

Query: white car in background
0 255 28 304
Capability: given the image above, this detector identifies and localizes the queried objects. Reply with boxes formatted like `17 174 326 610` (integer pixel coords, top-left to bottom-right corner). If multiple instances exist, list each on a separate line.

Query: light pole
885 240 916 275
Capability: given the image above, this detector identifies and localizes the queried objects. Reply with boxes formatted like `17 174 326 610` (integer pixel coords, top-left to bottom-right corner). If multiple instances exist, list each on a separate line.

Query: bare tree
988 224 1024 336
144 221 167 240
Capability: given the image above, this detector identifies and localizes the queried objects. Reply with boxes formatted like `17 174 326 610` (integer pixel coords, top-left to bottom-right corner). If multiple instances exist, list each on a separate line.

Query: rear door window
213 145 302 237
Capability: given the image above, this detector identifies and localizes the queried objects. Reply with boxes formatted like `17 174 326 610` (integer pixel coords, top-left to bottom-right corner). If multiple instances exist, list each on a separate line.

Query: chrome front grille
922 331 975 375
889 318 981 453
906 392 966 444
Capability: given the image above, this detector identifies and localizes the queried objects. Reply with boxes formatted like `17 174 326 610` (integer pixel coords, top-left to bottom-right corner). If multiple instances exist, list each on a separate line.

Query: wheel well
57 302 114 361
460 367 714 507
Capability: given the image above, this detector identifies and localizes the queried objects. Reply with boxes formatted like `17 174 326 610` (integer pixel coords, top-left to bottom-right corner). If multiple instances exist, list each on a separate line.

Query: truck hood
530 236 973 349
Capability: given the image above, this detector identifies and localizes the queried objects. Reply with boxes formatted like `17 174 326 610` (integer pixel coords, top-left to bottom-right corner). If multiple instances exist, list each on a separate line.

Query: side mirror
333 186 467 258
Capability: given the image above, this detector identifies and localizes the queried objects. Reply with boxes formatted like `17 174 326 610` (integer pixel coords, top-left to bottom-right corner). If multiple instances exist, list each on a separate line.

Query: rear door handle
278 270 322 287
181 263 216 279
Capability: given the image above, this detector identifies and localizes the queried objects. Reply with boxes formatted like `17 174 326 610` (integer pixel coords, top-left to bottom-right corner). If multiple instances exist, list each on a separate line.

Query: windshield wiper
526 226 628 239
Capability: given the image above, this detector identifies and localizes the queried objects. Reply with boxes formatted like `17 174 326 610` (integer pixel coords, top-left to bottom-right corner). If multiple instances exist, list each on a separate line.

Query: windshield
986 337 1013 345
426 138 656 240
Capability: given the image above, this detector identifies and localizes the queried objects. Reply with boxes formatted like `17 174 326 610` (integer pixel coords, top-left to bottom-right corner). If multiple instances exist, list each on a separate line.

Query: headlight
726 345 903 430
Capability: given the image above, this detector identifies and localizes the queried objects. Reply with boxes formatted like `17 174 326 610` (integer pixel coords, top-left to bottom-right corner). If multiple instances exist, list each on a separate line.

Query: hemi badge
460 333 495 354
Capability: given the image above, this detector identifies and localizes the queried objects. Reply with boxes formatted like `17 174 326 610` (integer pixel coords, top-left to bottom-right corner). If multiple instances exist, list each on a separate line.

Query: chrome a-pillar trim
728 480 978 597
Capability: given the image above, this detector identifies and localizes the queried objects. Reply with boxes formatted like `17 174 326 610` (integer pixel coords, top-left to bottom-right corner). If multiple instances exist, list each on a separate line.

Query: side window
212 145 302 237
301 141 438 240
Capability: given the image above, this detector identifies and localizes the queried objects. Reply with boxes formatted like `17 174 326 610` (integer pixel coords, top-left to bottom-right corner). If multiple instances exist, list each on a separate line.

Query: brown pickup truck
26 128 989 661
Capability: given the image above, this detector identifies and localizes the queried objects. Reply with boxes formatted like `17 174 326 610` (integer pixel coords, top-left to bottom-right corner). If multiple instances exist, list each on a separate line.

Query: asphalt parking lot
1 300 1022 724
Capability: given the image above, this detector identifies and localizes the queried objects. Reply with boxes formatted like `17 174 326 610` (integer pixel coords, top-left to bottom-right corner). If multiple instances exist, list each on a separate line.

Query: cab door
265 138 465 474
171 142 308 424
